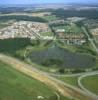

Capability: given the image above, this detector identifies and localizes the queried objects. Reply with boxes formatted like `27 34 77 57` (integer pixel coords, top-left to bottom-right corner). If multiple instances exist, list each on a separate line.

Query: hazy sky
0 0 98 4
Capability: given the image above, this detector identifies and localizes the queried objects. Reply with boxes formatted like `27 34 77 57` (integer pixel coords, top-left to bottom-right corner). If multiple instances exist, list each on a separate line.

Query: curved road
49 71 98 77
0 53 95 100
78 72 98 100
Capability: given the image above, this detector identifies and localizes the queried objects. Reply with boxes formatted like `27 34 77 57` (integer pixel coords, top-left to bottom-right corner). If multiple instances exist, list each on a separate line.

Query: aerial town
0 2 98 100
0 20 86 45
0 21 53 39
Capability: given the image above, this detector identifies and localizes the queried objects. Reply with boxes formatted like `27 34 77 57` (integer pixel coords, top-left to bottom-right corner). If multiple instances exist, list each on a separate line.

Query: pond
28 45 96 68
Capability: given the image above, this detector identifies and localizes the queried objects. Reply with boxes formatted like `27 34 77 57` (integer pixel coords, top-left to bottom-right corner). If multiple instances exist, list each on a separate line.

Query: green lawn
41 32 54 36
82 75 98 95
0 61 70 100
57 76 79 87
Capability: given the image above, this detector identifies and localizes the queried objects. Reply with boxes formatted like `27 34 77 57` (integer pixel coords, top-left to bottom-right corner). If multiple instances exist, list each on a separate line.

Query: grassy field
57 76 79 87
41 32 54 36
42 15 58 21
0 61 70 100
81 75 98 95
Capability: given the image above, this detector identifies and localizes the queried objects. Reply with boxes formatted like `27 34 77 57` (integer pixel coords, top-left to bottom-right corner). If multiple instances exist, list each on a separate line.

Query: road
54 92 60 100
82 26 98 53
0 53 94 100
49 71 98 77
78 72 98 100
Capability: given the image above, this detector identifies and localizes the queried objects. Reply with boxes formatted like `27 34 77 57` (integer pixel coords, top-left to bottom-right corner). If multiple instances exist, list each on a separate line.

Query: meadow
0 61 70 100
81 75 98 95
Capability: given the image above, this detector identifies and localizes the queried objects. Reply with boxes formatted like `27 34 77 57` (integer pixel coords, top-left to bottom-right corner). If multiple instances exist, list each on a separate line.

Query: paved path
49 71 98 77
0 53 94 100
54 92 60 100
78 72 98 100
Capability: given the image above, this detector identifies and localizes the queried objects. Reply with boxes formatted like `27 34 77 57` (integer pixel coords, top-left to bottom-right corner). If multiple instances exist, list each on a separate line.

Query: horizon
0 0 98 5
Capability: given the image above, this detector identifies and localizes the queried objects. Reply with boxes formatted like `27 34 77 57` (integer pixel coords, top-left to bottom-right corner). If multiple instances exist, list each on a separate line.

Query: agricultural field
42 15 58 21
81 75 98 95
0 61 70 100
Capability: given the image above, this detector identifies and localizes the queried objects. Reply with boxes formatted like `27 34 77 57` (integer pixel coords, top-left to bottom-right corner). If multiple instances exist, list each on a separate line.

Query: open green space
42 15 58 21
0 61 70 100
81 74 98 95
57 76 79 87
41 32 54 36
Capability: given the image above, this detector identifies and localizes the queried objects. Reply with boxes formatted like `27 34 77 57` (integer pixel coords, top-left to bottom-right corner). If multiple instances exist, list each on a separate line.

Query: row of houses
0 21 53 39
90 28 98 42
55 28 86 45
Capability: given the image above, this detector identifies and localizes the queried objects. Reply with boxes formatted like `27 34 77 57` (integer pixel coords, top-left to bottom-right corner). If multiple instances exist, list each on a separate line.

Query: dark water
29 45 96 68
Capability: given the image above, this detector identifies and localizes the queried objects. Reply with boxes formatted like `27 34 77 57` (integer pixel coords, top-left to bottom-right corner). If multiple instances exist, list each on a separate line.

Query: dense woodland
52 9 98 19
0 15 47 22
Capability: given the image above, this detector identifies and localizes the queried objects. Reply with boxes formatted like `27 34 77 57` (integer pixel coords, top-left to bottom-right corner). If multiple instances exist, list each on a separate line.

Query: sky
0 0 98 4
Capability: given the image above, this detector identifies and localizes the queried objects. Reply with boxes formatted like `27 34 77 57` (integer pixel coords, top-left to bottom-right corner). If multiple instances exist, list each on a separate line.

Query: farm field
42 15 58 21
81 75 98 95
